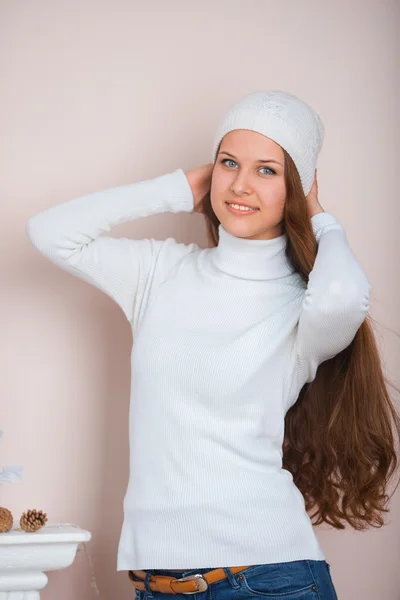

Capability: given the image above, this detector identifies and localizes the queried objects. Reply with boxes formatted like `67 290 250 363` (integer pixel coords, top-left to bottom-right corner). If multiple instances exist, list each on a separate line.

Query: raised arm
295 211 371 383
26 168 197 325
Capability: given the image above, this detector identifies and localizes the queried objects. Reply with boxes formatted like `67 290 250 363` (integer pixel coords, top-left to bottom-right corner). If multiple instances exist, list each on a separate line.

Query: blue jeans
131 561 338 600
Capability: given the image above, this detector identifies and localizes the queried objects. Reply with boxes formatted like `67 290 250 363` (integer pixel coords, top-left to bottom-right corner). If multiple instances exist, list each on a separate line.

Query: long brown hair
197 143 400 530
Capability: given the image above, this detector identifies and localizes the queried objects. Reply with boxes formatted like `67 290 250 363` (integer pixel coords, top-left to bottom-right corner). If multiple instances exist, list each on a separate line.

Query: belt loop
144 570 154 597
223 567 241 589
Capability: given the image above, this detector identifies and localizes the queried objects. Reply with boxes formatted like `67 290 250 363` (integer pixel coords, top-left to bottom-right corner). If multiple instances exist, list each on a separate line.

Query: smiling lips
226 201 260 215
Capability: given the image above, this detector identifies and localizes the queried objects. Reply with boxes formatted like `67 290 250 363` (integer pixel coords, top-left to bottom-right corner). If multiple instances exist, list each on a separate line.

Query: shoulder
152 236 202 277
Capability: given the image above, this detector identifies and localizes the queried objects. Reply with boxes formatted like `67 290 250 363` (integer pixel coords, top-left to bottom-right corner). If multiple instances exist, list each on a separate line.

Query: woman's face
210 129 286 240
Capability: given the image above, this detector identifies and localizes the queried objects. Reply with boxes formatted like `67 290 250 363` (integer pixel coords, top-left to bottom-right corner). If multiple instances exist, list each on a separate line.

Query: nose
230 170 252 196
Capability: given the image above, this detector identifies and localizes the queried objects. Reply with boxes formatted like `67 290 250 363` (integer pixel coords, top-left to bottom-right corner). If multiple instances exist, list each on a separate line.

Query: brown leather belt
129 566 252 594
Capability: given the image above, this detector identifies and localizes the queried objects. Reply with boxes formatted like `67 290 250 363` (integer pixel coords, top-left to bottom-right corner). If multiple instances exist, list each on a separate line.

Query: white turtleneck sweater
26 168 371 570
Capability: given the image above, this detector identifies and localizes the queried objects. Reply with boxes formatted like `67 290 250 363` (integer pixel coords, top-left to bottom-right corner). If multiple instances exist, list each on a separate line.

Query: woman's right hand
184 163 214 213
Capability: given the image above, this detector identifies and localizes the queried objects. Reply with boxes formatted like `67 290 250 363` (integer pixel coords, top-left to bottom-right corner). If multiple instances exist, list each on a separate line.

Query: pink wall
1 1 399 598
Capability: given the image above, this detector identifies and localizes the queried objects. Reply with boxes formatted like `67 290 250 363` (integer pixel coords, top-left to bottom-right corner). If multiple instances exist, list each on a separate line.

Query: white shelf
0 524 91 599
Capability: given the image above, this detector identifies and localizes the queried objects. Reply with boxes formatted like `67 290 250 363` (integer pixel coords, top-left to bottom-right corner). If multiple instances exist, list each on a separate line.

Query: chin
221 219 263 238
222 218 282 241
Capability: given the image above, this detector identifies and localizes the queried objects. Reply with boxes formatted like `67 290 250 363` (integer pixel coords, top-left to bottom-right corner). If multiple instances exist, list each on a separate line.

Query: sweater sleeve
26 168 197 325
294 211 371 383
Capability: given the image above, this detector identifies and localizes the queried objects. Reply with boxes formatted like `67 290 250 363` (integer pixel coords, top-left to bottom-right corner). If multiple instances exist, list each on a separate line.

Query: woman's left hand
306 169 325 218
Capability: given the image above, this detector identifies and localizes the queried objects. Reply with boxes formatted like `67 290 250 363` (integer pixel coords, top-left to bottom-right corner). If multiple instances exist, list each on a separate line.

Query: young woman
26 90 400 600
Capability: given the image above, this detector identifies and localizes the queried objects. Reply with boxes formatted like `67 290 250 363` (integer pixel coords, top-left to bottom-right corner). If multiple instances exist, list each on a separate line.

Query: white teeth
228 203 257 212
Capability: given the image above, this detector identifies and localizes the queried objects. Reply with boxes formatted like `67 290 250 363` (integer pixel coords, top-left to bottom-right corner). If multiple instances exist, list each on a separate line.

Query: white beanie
211 90 325 197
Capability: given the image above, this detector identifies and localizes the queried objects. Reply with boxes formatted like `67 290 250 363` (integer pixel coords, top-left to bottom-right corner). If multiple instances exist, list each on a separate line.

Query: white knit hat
211 90 325 197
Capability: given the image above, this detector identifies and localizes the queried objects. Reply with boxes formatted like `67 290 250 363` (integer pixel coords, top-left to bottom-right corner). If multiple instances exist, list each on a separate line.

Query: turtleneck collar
208 224 296 281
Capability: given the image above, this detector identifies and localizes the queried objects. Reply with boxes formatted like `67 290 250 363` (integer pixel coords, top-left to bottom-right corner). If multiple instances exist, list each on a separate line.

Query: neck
208 224 295 280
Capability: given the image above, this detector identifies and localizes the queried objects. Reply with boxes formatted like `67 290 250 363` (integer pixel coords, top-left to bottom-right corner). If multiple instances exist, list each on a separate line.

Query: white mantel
0 524 91 599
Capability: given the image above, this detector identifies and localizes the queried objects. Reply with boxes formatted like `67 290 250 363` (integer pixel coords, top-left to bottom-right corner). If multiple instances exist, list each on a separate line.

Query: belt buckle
176 574 208 594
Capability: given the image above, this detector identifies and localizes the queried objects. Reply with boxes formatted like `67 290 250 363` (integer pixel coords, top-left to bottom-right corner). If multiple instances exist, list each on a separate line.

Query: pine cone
0 507 13 533
20 509 48 532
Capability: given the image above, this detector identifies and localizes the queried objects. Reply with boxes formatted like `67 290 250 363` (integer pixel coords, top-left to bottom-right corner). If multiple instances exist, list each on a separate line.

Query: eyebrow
219 151 282 166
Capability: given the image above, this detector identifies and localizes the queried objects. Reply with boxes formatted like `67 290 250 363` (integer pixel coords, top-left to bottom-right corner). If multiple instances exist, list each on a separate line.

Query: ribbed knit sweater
26 167 371 570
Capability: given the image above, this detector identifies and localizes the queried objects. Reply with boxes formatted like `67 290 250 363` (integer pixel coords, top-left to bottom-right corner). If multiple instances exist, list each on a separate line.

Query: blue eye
220 158 276 175
259 166 276 175
222 159 237 168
